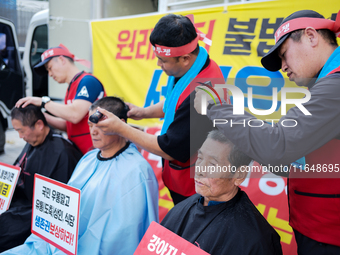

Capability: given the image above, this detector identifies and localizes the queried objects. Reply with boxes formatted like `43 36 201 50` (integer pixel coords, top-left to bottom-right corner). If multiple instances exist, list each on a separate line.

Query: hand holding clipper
89 110 103 124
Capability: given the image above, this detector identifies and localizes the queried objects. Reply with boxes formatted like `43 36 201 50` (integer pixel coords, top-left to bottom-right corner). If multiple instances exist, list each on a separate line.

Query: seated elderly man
161 130 283 255
0 105 82 252
2 97 159 255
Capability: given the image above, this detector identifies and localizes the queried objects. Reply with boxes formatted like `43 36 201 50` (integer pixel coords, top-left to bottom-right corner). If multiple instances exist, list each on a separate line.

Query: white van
0 10 48 148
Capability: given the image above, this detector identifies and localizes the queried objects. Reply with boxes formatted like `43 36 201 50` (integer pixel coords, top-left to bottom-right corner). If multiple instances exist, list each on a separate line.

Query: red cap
34 44 91 75
261 10 340 72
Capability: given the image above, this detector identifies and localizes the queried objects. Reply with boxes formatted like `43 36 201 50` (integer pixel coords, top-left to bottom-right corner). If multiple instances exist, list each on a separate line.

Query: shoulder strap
327 66 340 76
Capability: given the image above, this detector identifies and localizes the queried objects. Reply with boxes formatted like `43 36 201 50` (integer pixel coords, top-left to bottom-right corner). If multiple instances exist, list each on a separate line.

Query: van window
30 24 47 67
30 24 48 96
0 23 21 73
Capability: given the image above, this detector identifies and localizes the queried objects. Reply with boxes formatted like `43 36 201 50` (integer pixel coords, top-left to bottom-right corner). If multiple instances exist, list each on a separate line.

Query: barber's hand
95 107 125 135
126 102 145 120
15 97 42 108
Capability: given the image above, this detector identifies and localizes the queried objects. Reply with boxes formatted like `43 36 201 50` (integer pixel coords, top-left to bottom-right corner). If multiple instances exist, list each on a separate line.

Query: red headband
41 44 91 68
153 14 212 57
275 10 340 43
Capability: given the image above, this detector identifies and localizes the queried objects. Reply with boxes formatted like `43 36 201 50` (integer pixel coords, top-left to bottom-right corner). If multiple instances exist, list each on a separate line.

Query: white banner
32 174 80 255
0 162 21 214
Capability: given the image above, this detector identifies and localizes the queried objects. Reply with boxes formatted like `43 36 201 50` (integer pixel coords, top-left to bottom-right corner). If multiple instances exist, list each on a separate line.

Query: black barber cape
0 130 82 252
161 189 283 255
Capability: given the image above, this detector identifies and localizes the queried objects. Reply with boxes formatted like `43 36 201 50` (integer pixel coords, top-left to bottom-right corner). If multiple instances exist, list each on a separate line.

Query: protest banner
134 221 209 255
32 174 80 255
0 162 21 214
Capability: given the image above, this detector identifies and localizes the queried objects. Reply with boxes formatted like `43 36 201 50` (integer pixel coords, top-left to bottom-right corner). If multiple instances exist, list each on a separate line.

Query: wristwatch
41 96 51 109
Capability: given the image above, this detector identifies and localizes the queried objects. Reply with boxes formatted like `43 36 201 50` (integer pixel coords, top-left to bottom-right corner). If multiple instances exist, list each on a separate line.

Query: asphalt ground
0 129 26 165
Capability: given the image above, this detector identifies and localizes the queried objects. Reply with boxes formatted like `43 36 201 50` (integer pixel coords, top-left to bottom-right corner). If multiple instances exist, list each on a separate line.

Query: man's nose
157 59 162 67
281 59 288 72
90 126 98 135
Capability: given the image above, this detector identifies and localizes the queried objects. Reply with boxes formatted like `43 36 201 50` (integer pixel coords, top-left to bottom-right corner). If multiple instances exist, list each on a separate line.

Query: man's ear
59 55 68 65
179 54 192 66
35 119 45 131
304 27 319 47
233 167 247 187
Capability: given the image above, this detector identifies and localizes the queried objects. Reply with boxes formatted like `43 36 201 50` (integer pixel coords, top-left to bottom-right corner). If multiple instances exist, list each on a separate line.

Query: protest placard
0 162 21 214
134 221 210 255
32 174 80 255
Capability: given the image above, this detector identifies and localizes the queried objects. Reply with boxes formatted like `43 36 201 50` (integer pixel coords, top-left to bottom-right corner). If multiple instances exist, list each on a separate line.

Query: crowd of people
0 7 339 255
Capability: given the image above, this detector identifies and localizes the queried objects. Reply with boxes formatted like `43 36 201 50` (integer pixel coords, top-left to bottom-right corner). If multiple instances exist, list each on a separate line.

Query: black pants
294 229 340 255
0 201 32 252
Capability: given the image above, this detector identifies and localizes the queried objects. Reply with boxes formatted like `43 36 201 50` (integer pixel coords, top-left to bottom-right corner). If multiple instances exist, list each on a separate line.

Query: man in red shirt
95 14 225 204
16 44 106 154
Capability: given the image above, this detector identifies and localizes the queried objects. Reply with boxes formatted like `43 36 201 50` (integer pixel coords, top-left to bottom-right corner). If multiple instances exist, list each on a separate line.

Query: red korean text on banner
116 29 155 60
134 221 210 255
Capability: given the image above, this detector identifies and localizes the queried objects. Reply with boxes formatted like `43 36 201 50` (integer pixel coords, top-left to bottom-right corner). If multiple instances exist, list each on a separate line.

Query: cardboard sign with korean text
32 174 80 255
0 162 21 214
134 221 210 255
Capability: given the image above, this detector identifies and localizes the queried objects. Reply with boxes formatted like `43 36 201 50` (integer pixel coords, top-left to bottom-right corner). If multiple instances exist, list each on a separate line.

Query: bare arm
96 107 174 160
43 113 67 131
16 97 91 124
126 100 165 120
44 99 91 124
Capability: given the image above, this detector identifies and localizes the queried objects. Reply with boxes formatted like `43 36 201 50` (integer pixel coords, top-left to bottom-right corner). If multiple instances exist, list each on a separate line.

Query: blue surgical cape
2 143 159 255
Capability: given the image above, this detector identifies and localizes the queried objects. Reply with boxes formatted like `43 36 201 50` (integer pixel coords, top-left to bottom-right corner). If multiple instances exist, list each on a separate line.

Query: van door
0 17 24 153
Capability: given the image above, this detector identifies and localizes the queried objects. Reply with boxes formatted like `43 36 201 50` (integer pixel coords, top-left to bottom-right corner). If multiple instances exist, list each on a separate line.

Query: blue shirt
74 75 104 102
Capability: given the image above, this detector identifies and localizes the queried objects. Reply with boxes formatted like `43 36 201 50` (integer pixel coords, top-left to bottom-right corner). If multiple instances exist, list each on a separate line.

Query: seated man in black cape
161 130 283 255
0 105 82 252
